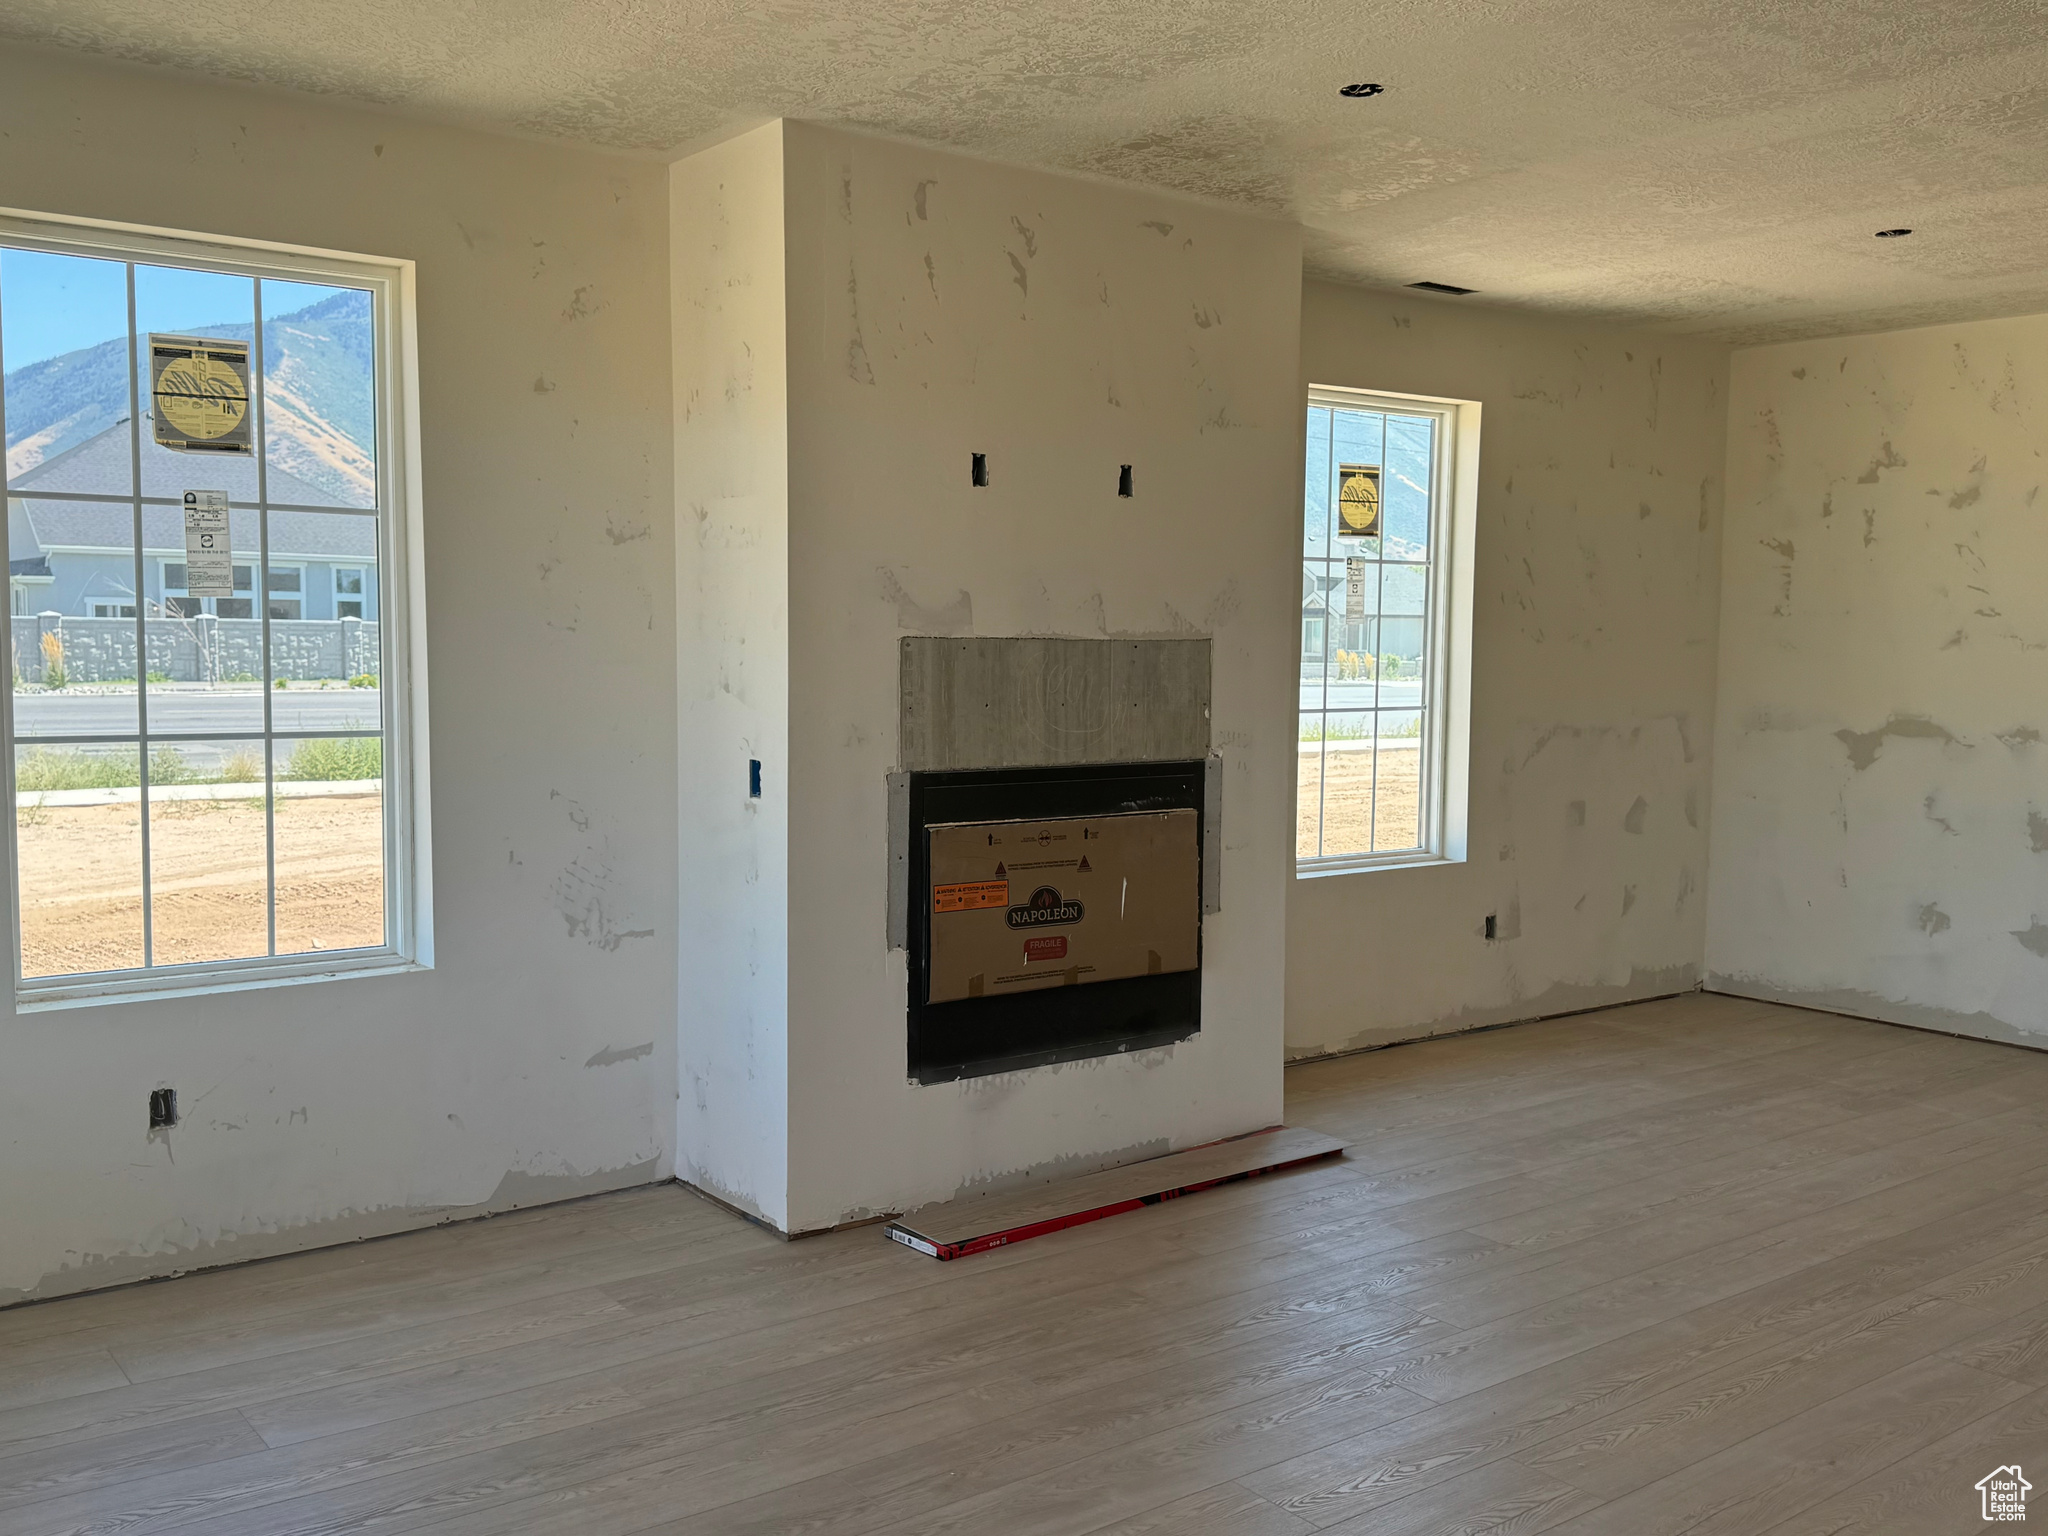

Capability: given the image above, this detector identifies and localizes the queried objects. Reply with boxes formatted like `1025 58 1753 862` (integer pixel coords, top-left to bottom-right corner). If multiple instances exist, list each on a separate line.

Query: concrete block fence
12 614 381 685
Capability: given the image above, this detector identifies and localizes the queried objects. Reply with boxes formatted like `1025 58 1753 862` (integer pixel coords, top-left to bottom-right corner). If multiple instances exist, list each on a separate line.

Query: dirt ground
1298 742 1421 858
16 792 384 977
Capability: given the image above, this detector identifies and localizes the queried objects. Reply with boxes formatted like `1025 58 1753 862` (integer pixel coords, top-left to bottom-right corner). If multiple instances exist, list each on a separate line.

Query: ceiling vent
1408 281 1476 295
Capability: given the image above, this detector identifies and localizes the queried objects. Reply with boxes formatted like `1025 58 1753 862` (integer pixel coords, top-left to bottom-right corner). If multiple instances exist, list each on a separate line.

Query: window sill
15 953 429 1012
1295 852 1462 880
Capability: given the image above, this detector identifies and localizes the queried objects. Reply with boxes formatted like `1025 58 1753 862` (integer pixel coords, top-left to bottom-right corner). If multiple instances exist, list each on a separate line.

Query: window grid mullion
126 261 155 968
255 277 278 960
4 487 381 517
1317 415 1335 858
0 240 18 985
1367 412 1386 855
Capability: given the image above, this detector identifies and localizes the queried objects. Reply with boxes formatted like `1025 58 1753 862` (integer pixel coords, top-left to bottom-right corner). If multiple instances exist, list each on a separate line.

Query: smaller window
92 602 137 619
266 564 302 621
160 560 255 619
334 566 365 621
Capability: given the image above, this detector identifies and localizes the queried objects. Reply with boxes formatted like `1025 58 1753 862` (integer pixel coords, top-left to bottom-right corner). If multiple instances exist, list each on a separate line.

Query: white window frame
1298 383 1478 878
0 206 432 1007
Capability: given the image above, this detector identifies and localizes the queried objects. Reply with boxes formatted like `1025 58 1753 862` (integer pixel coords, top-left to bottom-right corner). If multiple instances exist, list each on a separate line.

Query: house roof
13 499 376 562
11 416 347 507
9 556 51 579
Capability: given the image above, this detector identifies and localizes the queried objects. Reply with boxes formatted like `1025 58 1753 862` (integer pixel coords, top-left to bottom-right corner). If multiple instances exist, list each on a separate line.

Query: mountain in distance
3 290 375 505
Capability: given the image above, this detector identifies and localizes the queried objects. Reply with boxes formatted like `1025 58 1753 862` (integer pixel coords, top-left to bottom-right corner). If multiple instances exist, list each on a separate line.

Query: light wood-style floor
6 993 2048 1536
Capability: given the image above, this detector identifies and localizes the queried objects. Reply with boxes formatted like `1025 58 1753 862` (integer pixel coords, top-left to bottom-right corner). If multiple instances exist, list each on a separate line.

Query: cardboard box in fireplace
925 809 1199 1004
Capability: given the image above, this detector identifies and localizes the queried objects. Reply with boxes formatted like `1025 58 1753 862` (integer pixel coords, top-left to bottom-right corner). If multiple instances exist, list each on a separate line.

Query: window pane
1296 724 1326 860
135 264 257 502
269 515 381 727
1300 561 1331 712
1327 605 1380 715
1376 612 1426 726
1303 407 1331 558
1380 562 1428 617
1310 712 1376 857
267 568 301 593
273 736 383 954
10 498 140 738
145 506 264 734
1331 409 1384 559
263 281 377 510
145 739 268 965
1383 414 1435 560
1373 711 1425 851
4 249 133 497
15 741 144 976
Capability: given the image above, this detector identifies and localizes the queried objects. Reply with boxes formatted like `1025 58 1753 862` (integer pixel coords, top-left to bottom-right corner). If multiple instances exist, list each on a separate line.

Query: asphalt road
14 687 382 741
1299 678 1424 716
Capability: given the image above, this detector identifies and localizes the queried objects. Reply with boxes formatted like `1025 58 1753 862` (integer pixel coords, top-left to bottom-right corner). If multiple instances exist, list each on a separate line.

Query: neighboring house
6 414 378 623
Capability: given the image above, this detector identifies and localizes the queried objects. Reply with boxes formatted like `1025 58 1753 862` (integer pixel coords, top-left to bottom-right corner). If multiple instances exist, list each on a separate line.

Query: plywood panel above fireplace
899 637 1211 772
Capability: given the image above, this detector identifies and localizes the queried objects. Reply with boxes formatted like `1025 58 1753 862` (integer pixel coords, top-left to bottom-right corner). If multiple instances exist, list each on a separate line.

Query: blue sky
1 249 355 373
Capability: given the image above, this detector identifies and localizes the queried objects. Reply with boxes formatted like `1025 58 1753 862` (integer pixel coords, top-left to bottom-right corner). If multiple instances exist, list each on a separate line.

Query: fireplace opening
906 759 1205 1084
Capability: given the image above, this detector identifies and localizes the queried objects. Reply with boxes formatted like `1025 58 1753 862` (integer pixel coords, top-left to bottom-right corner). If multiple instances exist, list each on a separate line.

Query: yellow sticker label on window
1338 463 1381 537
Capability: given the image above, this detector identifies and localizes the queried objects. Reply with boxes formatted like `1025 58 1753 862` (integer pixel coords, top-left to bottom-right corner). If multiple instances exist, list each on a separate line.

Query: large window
1299 386 1473 873
1 212 423 1002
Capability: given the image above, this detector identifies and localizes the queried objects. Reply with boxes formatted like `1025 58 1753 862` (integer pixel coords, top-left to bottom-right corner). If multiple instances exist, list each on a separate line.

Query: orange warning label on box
934 880 1009 913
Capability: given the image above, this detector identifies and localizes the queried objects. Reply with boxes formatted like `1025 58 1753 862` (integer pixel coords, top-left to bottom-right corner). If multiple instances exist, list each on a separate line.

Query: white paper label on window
1345 557 1367 621
182 490 234 597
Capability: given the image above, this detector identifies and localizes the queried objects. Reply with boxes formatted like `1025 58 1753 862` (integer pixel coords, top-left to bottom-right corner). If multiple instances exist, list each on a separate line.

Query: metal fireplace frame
904 759 1206 1085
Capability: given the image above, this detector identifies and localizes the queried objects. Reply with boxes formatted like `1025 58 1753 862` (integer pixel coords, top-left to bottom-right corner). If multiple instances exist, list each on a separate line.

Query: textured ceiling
6 0 2048 342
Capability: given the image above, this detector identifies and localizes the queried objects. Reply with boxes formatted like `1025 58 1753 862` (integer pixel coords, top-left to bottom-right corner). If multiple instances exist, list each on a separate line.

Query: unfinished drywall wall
0 48 677 1303
773 123 1300 1232
1707 313 2048 1046
672 123 792 1229
1287 282 1728 1059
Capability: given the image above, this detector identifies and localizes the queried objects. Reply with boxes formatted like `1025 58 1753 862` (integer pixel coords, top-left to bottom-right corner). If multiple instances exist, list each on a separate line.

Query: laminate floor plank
2 995 2037 1536
1751 1382 2048 1536
1539 1356 2026 1536
1235 1188 2048 1529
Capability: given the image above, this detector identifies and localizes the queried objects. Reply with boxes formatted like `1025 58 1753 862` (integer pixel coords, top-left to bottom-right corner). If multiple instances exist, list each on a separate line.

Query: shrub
348 673 378 689
1299 716 1374 743
15 748 139 792
217 749 265 783
282 737 381 781
39 632 65 689
147 747 193 786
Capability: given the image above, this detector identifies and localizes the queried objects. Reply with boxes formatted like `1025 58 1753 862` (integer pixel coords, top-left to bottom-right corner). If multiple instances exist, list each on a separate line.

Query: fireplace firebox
906 760 1205 1084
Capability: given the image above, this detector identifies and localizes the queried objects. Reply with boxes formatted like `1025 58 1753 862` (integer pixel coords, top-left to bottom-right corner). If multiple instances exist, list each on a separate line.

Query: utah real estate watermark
1979 1465 2030 1522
